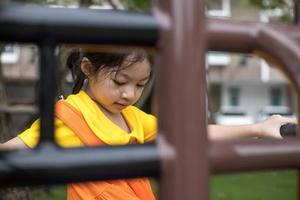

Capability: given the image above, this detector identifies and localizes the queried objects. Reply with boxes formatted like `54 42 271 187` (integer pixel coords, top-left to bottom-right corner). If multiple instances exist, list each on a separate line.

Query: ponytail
66 49 86 94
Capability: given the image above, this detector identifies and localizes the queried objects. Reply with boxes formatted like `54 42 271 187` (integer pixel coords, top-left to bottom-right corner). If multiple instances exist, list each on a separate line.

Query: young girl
0 48 297 199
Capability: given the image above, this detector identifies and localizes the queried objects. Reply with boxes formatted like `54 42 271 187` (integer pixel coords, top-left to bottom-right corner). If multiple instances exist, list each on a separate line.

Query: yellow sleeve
139 112 157 142
18 119 40 148
18 118 84 148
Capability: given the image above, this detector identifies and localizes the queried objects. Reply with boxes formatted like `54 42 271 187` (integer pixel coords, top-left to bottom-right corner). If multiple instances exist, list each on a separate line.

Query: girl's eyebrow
118 71 150 81
115 72 130 79
140 75 150 81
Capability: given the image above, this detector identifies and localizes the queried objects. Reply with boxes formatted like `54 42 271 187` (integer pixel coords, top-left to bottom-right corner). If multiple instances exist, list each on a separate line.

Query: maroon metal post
153 0 209 199
210 138 300 174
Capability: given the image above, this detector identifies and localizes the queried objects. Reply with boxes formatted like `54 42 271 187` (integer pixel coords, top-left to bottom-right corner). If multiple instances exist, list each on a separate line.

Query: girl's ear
80 57 93 77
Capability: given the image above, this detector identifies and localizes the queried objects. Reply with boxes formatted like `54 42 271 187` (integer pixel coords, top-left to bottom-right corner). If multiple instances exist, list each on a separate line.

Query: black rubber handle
280 123 297 137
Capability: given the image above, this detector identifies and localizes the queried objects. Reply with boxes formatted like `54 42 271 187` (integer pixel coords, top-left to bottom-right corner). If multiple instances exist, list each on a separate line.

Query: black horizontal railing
0 143 160 187
0 3 162 188
0 3 158 45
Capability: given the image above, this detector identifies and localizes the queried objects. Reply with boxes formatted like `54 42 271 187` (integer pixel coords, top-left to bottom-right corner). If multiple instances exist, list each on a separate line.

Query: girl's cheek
111 86 122 96
136 89 144 98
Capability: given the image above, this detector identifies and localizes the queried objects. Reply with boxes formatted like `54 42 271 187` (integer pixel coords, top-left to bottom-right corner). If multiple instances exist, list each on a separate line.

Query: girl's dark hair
66 49 149 94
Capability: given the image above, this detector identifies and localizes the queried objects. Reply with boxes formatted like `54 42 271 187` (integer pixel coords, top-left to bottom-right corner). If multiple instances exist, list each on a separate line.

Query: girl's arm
0 115 296 148
0 137 28 150
208 115 297 140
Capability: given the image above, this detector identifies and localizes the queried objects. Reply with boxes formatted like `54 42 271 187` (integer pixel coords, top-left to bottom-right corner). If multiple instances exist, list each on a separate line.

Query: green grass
31 185 67 200
211 170 297 200
30 170 297 199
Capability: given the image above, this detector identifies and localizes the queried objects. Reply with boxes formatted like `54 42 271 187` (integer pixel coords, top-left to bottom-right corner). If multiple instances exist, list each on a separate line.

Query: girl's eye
137 80 149 88
137 84 146 88
113 80 125 86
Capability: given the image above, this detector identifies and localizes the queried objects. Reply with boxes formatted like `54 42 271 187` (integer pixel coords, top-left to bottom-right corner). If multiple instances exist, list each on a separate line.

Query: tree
242 0 294 22
121 0 151 11
23 0 151 11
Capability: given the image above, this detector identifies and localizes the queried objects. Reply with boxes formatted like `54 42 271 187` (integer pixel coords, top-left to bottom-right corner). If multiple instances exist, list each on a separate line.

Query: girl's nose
121 86 136 100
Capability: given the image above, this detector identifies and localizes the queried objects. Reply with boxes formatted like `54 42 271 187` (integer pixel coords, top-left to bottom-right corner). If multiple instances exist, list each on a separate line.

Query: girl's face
85 58 151 114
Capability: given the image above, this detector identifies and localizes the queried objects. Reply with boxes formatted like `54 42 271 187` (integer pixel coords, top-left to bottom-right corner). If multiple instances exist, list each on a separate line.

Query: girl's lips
114 103 129 109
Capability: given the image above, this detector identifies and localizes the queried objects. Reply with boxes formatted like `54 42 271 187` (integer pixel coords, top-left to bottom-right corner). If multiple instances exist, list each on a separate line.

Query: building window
207 0 223 10
270 87 281 105
207 52 231 66
229 87 240 106
1 44 20 64
259 7 293 23
206 0 231 18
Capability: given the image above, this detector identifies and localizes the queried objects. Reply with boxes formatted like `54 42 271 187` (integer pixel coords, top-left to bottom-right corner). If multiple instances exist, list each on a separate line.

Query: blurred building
0 44 38 139
206 0 296 123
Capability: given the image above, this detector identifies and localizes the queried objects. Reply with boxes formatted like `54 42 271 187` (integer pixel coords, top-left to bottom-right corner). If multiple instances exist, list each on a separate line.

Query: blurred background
0 0 297 199
206 0 296 126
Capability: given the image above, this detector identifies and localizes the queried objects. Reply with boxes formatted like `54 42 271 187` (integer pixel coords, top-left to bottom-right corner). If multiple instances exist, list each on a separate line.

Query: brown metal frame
154 0 300 199
1 1 300 199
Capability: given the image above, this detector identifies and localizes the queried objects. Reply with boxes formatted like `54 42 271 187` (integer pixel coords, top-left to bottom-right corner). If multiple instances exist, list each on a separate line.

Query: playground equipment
0 1 300 199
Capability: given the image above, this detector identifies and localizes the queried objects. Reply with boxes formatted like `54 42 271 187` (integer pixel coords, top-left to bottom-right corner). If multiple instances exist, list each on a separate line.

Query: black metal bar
0 143 160 187
294 0 300 24
0 3 158 46
280 123 298 137
38 40 56 144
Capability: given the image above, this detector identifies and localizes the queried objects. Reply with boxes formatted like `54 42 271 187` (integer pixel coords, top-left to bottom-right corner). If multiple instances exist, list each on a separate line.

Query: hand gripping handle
280 123 297 137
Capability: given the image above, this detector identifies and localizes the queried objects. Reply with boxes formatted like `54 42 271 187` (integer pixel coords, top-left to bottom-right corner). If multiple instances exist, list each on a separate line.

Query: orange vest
55 100 156 200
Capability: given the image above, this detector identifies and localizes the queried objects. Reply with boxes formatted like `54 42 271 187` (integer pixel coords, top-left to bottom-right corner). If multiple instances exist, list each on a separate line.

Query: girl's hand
256 115 297 139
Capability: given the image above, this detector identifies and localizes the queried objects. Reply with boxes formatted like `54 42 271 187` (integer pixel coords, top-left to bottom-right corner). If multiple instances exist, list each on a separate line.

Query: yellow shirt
18 90 157 148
